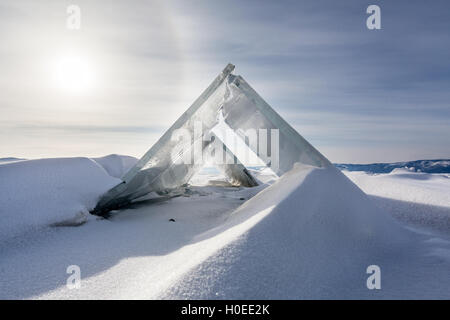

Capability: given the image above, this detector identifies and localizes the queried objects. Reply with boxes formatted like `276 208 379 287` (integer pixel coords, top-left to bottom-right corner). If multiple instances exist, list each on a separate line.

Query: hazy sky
0 0 449 163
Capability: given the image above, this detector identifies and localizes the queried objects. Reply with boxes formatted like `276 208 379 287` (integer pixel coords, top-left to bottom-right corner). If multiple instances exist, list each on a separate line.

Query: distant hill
335 159 450 174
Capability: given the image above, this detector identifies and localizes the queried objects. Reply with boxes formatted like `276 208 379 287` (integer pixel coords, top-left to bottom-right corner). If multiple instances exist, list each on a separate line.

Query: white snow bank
344 169 450 207
0 157 126 241
2 160 449 299
344 170 450 234
162 164 442 299
91 154 138 178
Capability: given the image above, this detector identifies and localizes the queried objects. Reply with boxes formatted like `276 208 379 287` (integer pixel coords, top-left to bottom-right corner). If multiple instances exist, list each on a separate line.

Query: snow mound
345 170 450 208
344 170 450 234
0 157 122 241
162 164 434 299
91 154 138 178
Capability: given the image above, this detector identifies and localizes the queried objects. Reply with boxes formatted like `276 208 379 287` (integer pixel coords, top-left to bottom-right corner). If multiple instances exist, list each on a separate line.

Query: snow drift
0 155 136 241
91 154 138 179
162 164 449 299
345 168 450 234
1 156 449 299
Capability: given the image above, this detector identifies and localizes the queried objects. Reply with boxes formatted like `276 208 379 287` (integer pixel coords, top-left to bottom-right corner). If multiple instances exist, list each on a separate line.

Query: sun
54 56 94 94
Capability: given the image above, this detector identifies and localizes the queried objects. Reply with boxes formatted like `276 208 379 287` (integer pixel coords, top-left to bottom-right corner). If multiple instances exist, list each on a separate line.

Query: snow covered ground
0 156 449 299
344 168 450 235
0 155 137 242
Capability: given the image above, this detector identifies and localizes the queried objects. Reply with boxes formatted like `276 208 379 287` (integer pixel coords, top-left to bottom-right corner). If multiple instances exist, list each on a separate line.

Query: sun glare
54 56 94 94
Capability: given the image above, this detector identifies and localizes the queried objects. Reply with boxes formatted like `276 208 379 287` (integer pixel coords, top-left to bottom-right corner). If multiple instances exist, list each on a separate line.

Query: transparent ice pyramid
92 64 331 215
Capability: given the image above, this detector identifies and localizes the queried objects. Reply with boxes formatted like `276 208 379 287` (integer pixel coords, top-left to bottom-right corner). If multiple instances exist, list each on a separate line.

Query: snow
91 154 138 179
345 168 450 207
344 169 450 235
0 155 136 242
0 166 266 299
160 165 449 299
1 156 450 299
